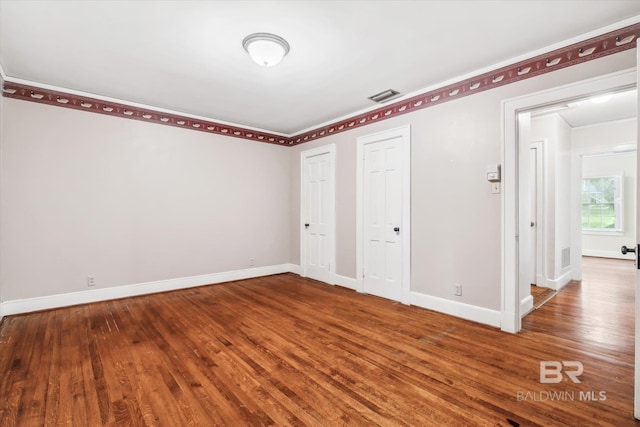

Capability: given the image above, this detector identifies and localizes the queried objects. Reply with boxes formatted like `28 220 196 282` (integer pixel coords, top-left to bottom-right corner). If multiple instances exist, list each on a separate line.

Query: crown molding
2 20 640 146
1 78 293 145
289 22 640 145
0 63 8 82
291 16 640 137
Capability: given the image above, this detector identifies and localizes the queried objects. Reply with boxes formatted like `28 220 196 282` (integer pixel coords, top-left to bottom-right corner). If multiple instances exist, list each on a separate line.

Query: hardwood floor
0 257 638 426
529 284 556 309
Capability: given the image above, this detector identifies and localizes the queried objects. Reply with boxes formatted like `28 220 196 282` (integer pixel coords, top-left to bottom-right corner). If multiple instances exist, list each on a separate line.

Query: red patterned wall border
2 22 639 146
1 82 291 145
290 22 640 146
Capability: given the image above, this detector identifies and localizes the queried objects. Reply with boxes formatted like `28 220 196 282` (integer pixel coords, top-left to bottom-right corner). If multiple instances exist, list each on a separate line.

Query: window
581 175 623 232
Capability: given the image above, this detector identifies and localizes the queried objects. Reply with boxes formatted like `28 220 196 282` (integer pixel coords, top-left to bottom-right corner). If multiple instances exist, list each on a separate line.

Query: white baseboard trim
547 270 573 291
582 249 634 260
334 274 358 290
520 295 534 317
288 264 302 275
410 291 501 328
2 264 293 316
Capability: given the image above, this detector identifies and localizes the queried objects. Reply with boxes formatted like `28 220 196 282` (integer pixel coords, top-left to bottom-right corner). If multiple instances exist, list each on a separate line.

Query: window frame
581 173 624 234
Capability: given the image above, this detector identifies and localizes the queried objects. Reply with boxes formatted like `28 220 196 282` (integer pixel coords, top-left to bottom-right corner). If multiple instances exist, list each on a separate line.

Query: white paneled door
358 126 410 303
301 145 335 284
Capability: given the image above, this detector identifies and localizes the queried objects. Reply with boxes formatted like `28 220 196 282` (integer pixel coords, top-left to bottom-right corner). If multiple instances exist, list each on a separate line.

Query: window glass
581 175 622 232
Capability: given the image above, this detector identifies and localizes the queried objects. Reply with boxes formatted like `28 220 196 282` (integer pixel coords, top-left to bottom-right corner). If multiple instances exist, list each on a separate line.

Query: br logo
540 361 583 384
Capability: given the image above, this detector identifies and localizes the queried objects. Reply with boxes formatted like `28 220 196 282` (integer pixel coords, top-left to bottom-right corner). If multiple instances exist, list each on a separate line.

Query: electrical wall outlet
87 275 96 287
250 258 255 267
454 284 462 296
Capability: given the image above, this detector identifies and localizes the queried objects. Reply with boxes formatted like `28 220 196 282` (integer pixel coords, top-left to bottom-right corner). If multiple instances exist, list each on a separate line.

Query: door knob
530 221 535 227
621 245 640 270
621 245 636 255
304 223 309 229
394 227 400 234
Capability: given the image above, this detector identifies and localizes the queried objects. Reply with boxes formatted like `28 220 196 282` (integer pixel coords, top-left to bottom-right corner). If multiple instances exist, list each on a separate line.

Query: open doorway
501 68 636 334
502 66 639 418
519 88 637 318
528 90 637 311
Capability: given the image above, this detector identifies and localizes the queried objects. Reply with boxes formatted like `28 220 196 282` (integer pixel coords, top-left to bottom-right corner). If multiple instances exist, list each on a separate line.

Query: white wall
1 99 291 302
558 118 573 270
0 86 3 321
0 47 635 326
573 119 637 259
530 114 573 288
290 50 636 325
531 116 556 284
556 116 573 285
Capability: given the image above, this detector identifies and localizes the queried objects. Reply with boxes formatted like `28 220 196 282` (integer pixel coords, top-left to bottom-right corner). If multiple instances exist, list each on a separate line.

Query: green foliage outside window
581 176 620 231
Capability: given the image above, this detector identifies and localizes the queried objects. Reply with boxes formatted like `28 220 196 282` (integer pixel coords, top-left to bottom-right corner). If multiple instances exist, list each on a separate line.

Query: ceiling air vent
368 89 401 103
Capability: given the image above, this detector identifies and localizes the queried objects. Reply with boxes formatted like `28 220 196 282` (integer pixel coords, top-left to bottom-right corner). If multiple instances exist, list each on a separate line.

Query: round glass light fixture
242 33 290 67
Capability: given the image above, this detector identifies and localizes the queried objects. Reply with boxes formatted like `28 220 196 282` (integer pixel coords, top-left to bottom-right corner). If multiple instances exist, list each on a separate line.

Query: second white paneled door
357 126 411 303
301 145 335 284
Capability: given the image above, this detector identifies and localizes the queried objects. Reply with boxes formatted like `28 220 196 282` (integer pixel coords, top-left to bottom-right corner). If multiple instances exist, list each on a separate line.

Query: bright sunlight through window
581 175 623 232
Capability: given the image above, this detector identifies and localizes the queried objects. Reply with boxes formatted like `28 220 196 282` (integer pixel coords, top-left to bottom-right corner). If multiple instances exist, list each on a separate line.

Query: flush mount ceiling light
242 33 290 67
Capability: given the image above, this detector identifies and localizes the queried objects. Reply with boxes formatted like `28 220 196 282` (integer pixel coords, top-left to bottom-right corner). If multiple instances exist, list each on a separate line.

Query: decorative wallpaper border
2 22 639 146
0 82 290 145
290 22 640 145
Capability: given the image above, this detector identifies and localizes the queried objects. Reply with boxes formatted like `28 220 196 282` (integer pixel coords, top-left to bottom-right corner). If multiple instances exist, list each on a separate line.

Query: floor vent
562 247 571 269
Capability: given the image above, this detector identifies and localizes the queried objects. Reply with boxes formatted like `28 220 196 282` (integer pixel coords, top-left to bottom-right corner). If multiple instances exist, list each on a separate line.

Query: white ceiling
561 89 637 127
532 89 637 127
1 1 640 134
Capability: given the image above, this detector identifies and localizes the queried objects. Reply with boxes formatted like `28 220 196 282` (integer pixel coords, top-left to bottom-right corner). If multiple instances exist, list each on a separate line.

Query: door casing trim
300 144 336 284
356 125 411 304
501 68 636 333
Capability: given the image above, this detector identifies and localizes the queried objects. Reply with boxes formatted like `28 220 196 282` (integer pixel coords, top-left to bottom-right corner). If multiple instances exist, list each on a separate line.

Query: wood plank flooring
529 285 556 309
0 257 638 426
